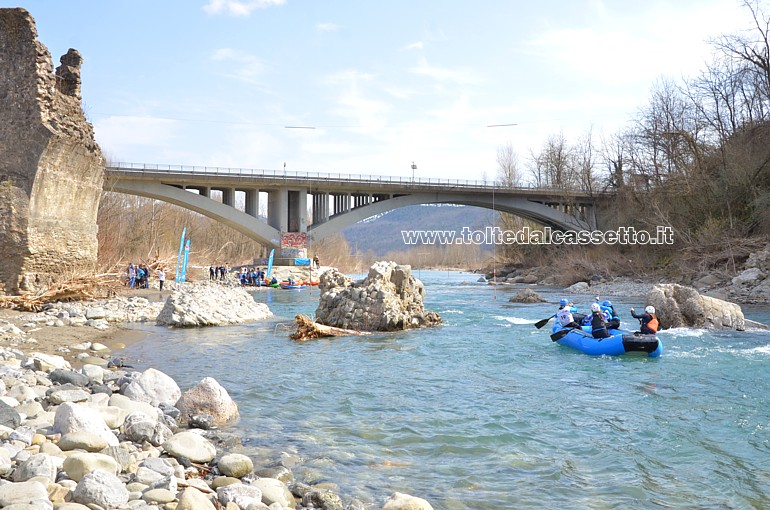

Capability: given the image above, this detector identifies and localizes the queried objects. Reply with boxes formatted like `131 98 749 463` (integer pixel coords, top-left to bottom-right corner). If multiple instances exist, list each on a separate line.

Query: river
120 271 770 509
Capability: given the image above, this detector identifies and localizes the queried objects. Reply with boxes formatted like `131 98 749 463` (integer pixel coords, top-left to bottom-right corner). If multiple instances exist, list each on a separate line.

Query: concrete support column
297 190 307 233
221 187 235 207
245 189 259 217
267 188 288 232
332 193 350 214
313 192 330 224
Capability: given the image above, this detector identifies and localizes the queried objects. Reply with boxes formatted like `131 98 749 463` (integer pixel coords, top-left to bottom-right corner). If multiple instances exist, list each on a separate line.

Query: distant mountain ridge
341 204 495 256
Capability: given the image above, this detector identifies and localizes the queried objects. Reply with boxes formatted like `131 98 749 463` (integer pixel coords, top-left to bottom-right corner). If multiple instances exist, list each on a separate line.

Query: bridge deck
105 163 604 199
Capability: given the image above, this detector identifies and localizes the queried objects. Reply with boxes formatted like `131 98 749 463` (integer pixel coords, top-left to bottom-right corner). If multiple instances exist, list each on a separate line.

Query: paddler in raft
590 303 611 339
595 296 621 329
556 298 581 328
630 305 659 335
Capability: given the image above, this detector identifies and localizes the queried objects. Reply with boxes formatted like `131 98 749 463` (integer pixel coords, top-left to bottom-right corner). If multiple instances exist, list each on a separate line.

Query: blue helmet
559 298 569 306
602 300 612 307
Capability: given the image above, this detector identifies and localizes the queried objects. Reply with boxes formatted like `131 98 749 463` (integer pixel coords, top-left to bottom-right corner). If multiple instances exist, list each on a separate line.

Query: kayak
279 282 306 290
550 323 662 357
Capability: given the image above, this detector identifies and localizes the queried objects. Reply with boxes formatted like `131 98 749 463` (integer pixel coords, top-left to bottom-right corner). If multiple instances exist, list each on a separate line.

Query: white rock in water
175 377 239 426
156 282 272 327
315 261 441 331
382 491 435 510
646 283 745 330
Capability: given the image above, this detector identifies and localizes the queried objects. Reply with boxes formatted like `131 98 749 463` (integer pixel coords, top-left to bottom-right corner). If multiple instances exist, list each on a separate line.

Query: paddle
550 329 570 342
534 314 556 329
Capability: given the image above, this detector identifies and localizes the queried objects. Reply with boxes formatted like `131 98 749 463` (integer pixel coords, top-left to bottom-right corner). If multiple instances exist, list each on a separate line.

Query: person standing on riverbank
128 263 136 289
157 267 166 291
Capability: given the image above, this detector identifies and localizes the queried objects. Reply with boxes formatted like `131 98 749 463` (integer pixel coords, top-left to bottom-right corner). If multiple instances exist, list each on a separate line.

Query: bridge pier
267 188 287 231
243 188 258 217
332 193 350 215
220 187 235 207
266 187 307 233
312 192 329 225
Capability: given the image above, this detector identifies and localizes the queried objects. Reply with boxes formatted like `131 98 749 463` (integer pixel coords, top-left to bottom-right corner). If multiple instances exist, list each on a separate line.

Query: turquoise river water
121 271 770 509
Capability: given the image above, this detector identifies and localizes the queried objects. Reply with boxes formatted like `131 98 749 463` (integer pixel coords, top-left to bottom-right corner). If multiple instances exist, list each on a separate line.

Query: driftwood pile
0 275 122 312
290 314 370 341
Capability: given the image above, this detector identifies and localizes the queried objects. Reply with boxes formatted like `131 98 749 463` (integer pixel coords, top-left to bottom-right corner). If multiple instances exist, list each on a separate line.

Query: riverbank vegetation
491 0 770 280
96 1 770 279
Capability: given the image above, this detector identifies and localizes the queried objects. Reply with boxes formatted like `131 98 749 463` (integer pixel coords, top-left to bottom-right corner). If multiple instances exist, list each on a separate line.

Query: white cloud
202 0 285 16
316 22 339 32
526 0 748 87
322 70 391 132
210 48 264 83
403 41 423 51
409 58 483 85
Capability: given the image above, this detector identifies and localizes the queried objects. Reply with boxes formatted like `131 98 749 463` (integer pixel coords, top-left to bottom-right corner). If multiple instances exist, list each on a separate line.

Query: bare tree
573 127 598 193
533 132 575 189
496 142 521 188
712 0 770 105
601 132 627 190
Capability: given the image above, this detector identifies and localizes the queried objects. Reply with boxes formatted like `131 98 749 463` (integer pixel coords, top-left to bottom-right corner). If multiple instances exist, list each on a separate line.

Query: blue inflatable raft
550 324 662 357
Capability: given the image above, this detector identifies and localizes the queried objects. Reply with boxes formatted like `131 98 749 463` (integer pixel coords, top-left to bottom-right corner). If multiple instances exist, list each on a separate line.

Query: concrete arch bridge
104 163 603 250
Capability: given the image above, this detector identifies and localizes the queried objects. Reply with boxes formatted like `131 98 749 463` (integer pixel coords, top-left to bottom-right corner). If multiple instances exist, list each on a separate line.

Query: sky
5 0 756 182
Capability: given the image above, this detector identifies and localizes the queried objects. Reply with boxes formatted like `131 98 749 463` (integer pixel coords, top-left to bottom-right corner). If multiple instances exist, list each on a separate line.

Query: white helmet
591 303 601 312
645 305 655 314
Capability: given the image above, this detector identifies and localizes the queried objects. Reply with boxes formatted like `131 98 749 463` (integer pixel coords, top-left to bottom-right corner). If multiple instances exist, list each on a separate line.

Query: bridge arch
106 178 594 249
308 192 593 243
106 180 282 247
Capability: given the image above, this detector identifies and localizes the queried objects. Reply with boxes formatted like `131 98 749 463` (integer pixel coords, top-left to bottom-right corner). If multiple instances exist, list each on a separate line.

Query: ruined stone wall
0 8 104 293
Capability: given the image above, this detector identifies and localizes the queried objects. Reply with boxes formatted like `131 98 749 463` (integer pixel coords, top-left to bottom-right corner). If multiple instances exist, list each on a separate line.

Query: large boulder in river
156 282 271 327
646 284 745 330
315 262 441 331
508 289 546 303
175 377 239 426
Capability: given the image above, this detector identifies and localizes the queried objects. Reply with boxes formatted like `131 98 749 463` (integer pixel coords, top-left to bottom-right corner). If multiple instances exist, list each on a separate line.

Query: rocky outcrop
690 242 770 304
508 288 546 303
156 282 272 327
315 261 441 331
0 8 104 294
646 283 745 330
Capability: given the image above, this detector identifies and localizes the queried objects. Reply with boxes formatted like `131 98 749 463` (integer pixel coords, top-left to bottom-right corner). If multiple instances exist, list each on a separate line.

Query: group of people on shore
236 266 278 287
556 296 659 338
209 263 231 281
126 263 166 291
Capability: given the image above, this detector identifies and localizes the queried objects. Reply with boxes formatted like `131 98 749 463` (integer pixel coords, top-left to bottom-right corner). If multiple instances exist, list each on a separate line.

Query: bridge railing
106 162 533 190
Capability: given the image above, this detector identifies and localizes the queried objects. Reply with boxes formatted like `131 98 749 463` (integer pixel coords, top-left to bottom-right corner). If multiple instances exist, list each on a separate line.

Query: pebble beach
0 281 434 510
